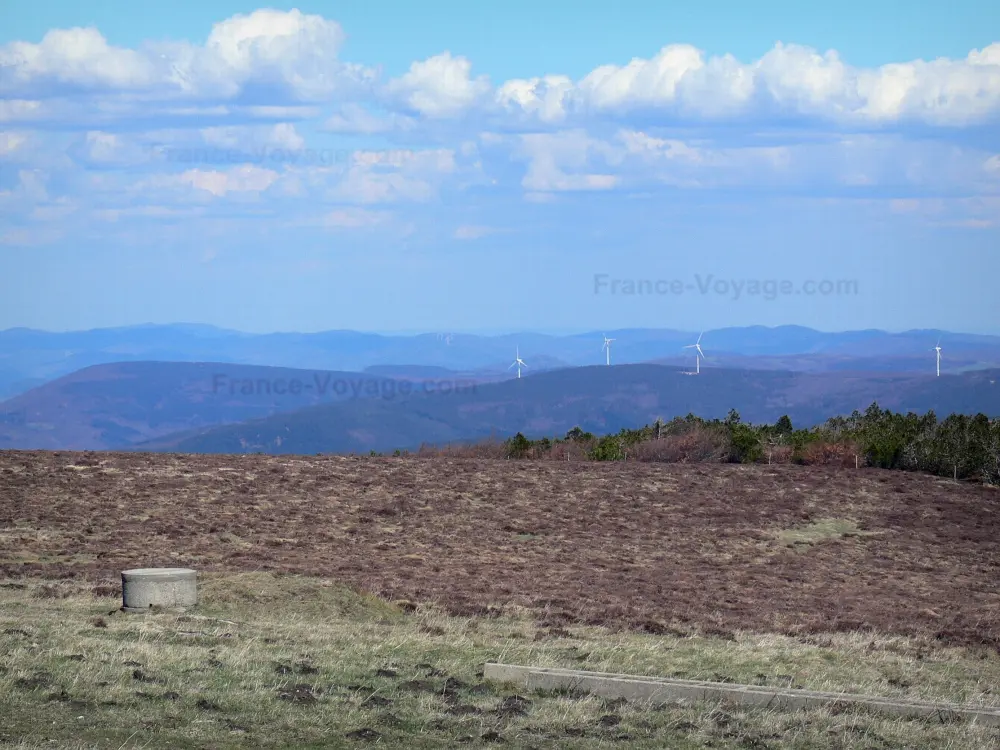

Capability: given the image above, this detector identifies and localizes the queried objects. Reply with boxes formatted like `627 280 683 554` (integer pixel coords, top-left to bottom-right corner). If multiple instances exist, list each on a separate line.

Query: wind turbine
602 334 615 366
684 332 706 374
932 340 942 377
509 347 527 379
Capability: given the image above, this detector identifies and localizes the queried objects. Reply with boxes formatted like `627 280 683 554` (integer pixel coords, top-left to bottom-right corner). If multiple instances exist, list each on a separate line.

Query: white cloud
1 12 998 239
71 130 158 166
386 52 491 118
332 170 436 203
2 12 998 130
495 75 575 123
0 9 374 104
323 104 418 134
321 148 461 204
0 27 157 93
0 100 43 123
161 165 280 197
0 131 30 157
492 42 1000 126
200 123 304 150
0 169 48 202
509 130 619 192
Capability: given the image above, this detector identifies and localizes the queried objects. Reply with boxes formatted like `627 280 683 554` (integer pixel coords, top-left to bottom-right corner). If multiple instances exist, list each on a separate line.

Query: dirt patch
1 452 998 646
277 683 318 704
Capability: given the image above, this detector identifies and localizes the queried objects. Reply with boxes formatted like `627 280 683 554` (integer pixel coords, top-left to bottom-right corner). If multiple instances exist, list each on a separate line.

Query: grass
774 518 879 547
2 573 999 749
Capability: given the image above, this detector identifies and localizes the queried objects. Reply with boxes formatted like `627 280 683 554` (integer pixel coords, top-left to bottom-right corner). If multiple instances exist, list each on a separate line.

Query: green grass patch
1 574 997 749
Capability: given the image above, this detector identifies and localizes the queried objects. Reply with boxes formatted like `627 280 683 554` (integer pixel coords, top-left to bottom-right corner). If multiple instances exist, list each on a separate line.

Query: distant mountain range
3 323 1000 400
0 362 433 450
4 358 996 454
138 365 1000 455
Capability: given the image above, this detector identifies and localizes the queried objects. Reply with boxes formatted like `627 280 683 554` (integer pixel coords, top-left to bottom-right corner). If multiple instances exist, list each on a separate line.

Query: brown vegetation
415 426 859 466
1 450 998 648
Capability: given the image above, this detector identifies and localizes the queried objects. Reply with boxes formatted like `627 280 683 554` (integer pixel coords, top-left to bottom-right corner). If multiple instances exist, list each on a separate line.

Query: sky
0 1 998 334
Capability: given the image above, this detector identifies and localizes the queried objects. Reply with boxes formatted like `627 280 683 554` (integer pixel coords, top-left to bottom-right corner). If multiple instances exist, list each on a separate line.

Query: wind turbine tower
602 335 615 366
684 332 706 375
509 347 527 379
933 340 942 377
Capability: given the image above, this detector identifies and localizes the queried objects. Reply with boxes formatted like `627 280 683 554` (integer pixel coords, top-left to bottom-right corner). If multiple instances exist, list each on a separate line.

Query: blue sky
1 2 998 334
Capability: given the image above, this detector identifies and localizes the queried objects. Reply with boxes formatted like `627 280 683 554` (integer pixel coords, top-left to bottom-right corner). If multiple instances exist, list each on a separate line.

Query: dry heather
1 450 999 748
1 451 997 645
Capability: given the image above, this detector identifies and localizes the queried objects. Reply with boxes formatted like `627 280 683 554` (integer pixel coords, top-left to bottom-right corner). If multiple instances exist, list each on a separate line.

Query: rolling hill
0 361 427 450
4 324 1000 400
137 364 1000 456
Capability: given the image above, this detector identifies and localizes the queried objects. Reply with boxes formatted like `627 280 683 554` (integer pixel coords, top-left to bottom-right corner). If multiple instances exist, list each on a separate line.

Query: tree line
410 403 999 484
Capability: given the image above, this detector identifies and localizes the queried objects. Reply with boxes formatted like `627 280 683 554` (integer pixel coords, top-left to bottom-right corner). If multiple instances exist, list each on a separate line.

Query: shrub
504 432 533 459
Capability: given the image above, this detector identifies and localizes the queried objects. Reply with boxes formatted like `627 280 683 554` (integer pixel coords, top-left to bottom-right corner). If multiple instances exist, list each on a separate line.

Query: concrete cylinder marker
121 568 198 613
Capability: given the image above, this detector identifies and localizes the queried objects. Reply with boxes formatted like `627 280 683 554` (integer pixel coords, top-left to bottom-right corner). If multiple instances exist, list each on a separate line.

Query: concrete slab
483 663 1000 726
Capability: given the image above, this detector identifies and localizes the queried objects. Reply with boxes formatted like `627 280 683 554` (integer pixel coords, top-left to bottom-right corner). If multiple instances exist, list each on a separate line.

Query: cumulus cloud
0 9 374 104
385 52 491 117
1 9 998 242
0 27 158 94
2 11 997 130
490 42 1000 127
495 76 575 123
